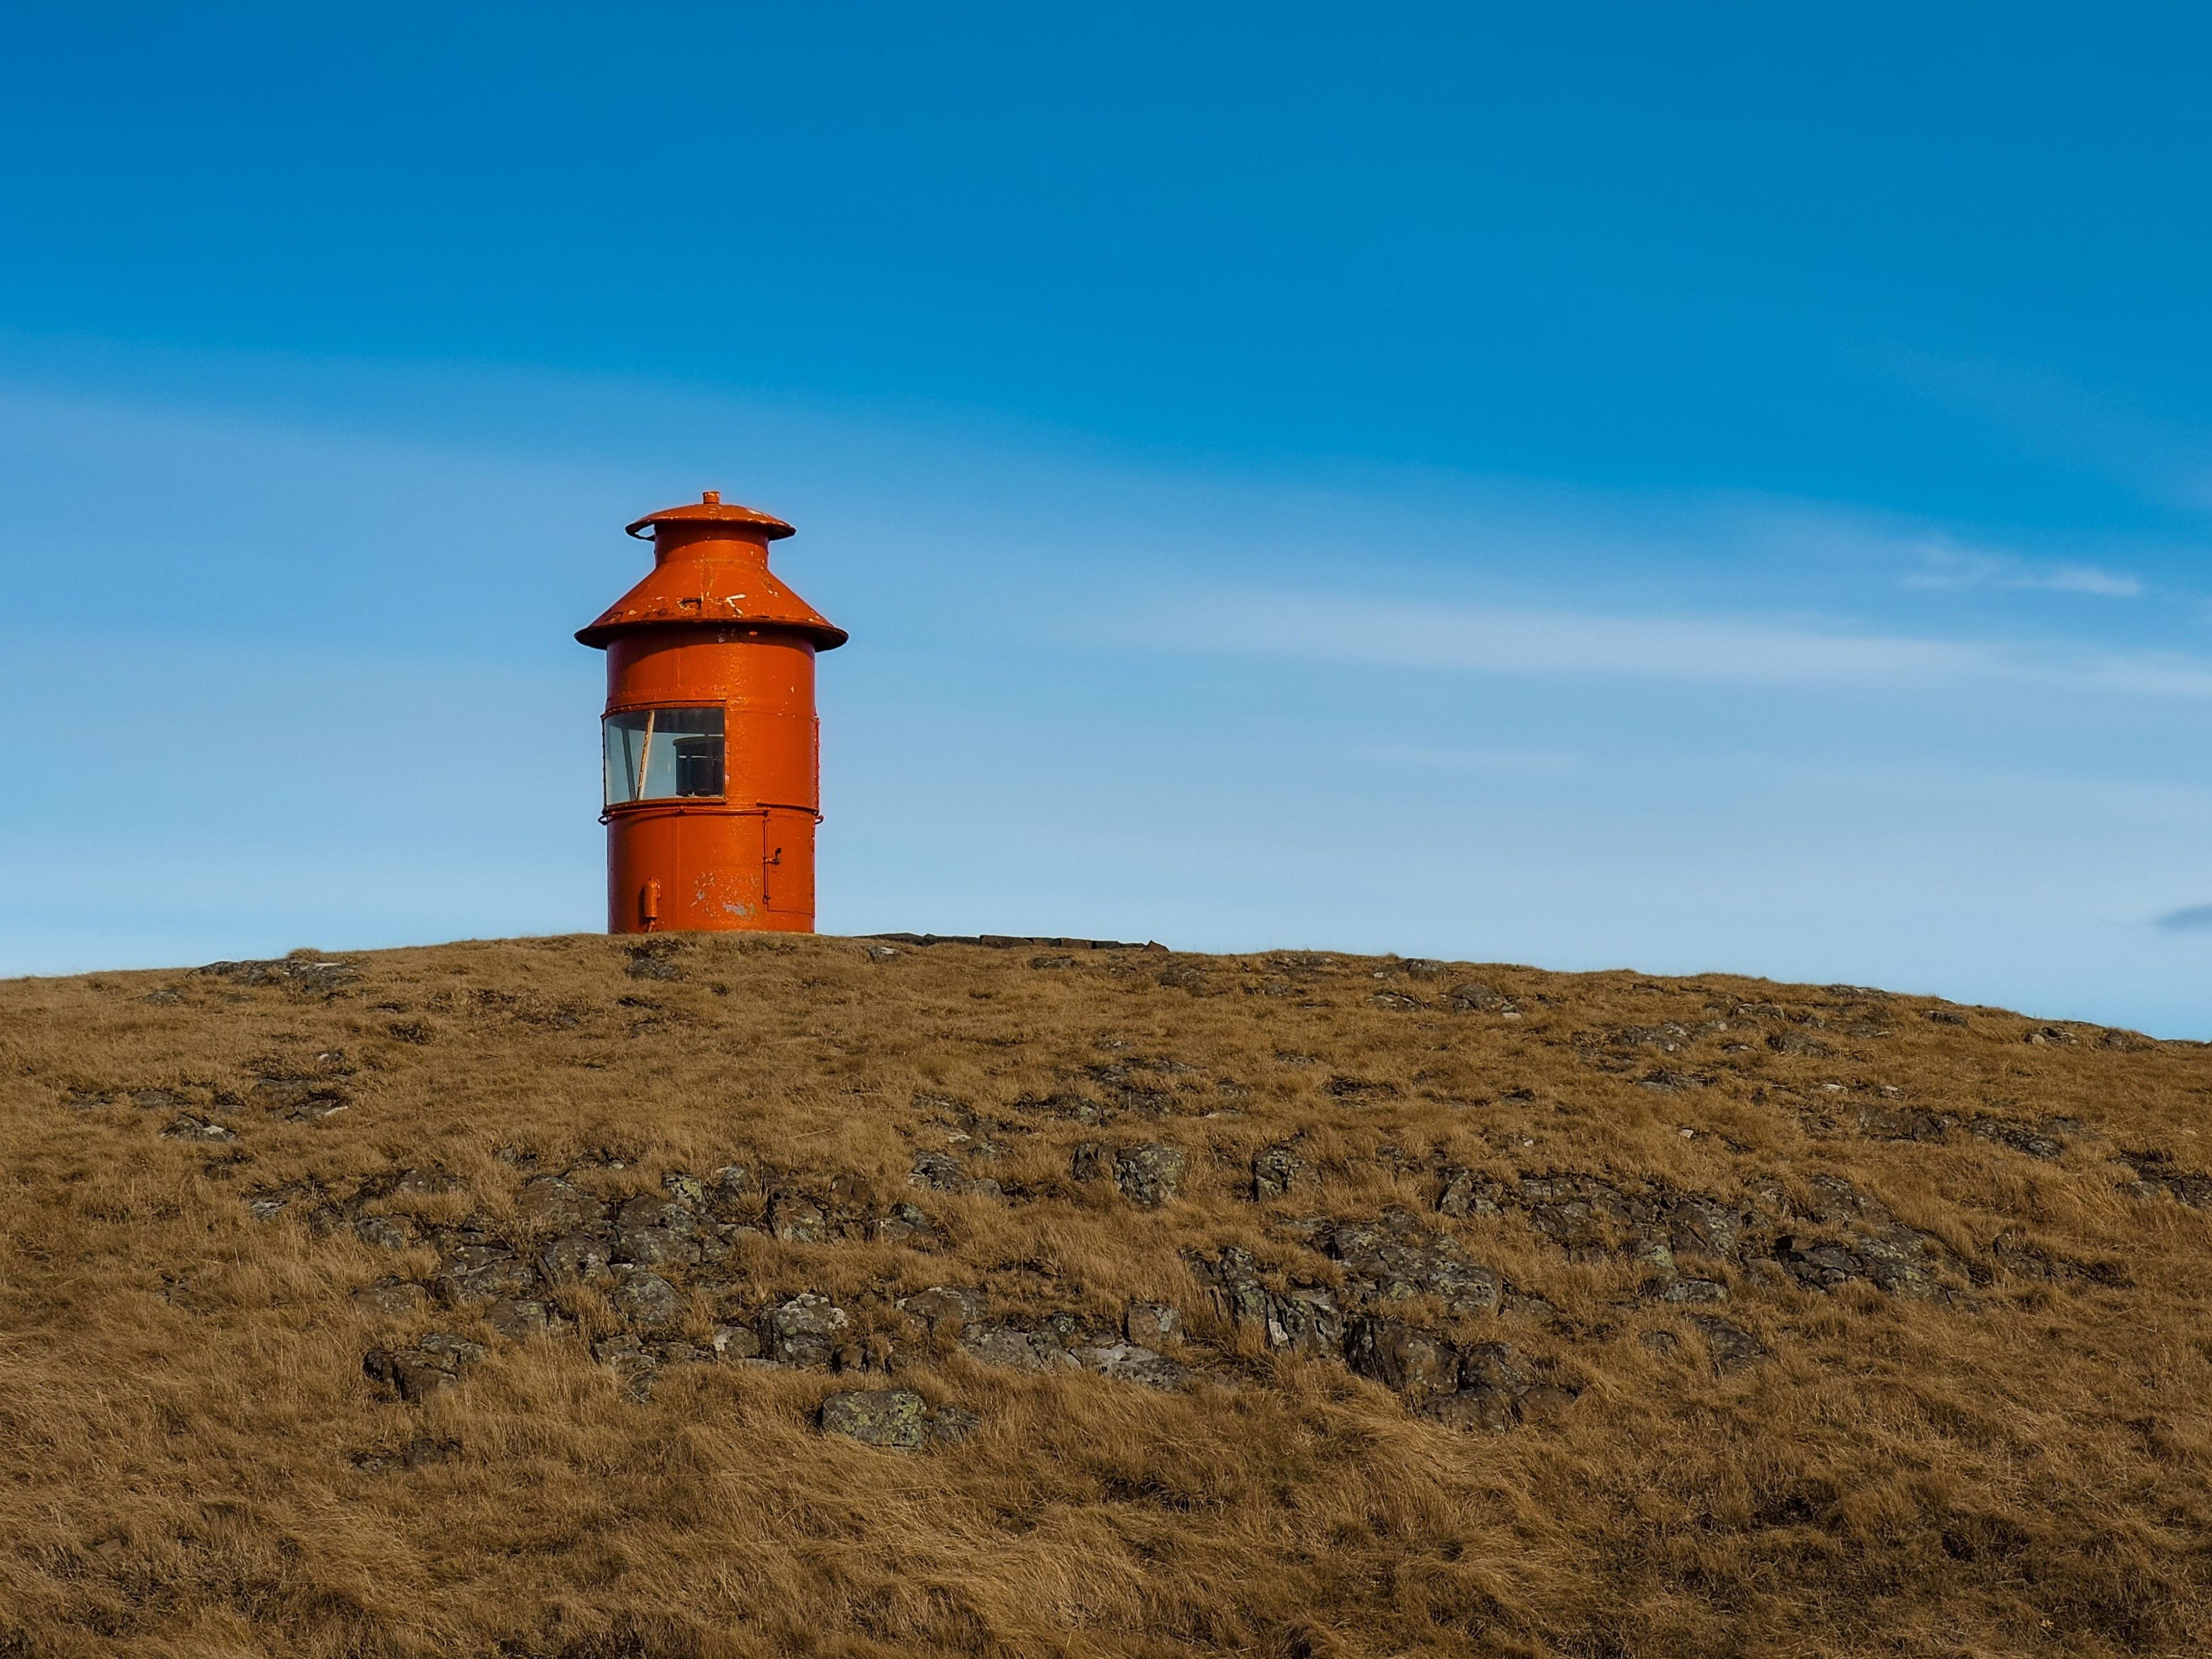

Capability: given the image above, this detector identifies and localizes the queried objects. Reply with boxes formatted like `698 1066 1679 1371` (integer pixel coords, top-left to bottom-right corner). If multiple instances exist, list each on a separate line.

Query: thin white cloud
2031 565 2145 597
1138 590 2212 699
1902 540 2142 598
1157 592 1980 684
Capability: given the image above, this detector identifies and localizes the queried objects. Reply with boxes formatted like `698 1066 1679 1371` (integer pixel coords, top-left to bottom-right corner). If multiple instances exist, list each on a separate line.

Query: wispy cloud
1902 540 2142 598
1137 590 2212 698
2154 904 2212 934
1161 593 1983 683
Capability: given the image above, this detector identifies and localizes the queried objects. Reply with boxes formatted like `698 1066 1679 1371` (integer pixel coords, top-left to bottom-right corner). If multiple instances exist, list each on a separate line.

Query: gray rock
198 956 360 995
593 1334 646 1363
1189 1247 1344 1354
353 1214 412 1251
1328 1213 1501 1315
436 1245 540 1306
1073 1342 1184 1389
1123 1302 1180 1346
614 1225 699 1267
1436 1168 1500 1217
1195 1245 1275 1331
1445 982 1512 1013
1971 1118 2065 1160
768 1197 827 1244
1346 1318 1457 1404
1113 1143 1187 1207
365 1349 456 1401
1502 1291 1559 1323
616 1194 698 1236
961 1325 1081 1372
710 1164 756 1200
1039 1310 1085 1348
760 1293 849 1366
608 1267 682 1330
661 1172 706 1206
417 1332 488 1368
819 1389 978 1450
352 1434 461 1472
819 1388 929 1449
366 1168 444 1199
161 1114 234 1142
1260 1287 1339 1355
516 1175 609 1231
910 1150 968 1192
1689 1314 1764 1373
1424 1386 1517 1433
539 1233 613 1285
1663 1196 1743 1260
1856 1104 1958 1142
351 1278 429 1319
1774 1237 1862 1290
1457 1341 1531 1396
876 1203 933 1243
364 1332 485 1402
2119 1154 2212 1209
484 1298 558 1339
1252 1143 1305 1200
1851 1234 1937 1297
1634 1232 1676 1276
250 1077 351 1120
709 1323 762 1361
900 1285 983 1338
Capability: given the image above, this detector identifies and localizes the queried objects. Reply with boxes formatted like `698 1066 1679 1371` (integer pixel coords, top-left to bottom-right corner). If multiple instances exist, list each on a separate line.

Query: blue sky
4 4 2212 1032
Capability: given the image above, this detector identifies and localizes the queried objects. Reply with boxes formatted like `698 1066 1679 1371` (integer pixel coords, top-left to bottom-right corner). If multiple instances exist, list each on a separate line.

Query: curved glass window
604 706 724 804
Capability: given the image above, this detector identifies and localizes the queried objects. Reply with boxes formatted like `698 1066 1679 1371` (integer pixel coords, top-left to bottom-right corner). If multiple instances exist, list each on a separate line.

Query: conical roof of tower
576 494 846 651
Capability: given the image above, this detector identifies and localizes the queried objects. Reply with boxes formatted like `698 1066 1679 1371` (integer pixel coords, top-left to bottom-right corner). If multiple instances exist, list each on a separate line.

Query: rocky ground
2 933 2209 1657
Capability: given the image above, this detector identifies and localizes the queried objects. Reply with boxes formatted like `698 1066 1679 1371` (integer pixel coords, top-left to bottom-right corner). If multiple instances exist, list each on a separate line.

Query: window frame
601 703 728 807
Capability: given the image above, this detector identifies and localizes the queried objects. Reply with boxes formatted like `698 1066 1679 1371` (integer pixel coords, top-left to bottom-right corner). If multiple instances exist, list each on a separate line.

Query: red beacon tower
576 493 847 934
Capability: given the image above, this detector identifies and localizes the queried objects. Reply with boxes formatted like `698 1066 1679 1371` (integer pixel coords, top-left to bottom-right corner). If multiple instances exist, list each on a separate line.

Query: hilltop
2 933 2209 1658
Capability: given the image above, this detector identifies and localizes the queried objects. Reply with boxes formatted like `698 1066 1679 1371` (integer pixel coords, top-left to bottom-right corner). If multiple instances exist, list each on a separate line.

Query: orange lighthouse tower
577 493 847 934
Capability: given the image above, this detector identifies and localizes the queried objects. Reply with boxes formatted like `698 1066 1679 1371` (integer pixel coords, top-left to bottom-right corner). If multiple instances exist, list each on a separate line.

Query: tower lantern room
575 493 847 934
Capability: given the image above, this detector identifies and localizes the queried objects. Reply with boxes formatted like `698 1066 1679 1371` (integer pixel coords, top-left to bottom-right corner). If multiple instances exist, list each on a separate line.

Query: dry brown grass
2 933 2210 1657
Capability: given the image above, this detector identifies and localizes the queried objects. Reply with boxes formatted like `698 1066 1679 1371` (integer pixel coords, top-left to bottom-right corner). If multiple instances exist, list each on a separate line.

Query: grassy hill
3 933 2209 1658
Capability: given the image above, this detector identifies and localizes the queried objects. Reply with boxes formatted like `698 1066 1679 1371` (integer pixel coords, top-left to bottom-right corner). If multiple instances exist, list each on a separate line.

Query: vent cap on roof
624 490 796 542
